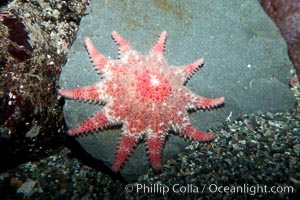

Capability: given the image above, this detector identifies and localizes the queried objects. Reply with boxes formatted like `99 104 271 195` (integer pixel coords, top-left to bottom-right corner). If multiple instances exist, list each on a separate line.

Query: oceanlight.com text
124 183 295 196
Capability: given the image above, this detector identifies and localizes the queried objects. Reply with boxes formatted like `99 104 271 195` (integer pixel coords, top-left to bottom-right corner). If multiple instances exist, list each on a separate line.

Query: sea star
58 31 224 172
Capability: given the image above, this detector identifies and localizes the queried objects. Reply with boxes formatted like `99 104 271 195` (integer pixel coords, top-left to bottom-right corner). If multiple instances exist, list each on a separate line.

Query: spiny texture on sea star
58 31 224 172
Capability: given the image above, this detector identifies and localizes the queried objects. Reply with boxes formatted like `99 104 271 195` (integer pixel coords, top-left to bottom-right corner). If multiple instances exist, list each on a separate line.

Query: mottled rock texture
0 0 89 171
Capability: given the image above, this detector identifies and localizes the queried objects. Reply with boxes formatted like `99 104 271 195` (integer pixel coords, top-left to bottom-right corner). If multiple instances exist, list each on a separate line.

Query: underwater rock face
59 0 295 181
259 0 300 82
0 0 89 171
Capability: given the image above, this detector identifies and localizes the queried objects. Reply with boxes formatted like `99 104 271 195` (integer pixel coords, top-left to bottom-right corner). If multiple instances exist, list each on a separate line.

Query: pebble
293 144 300 156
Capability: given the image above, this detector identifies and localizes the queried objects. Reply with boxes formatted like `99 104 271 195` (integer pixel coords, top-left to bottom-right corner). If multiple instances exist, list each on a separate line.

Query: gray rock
59 0 295 181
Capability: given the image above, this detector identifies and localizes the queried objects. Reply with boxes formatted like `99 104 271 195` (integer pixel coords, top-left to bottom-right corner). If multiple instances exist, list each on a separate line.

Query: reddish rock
259 0 300 84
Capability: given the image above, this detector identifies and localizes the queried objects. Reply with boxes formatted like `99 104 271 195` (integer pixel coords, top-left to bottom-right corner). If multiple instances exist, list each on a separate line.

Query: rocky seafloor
0 75 299 199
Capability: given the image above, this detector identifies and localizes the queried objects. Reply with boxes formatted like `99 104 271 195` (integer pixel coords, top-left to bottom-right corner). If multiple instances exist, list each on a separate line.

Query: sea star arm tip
85 37 108 72
112 133 138 172
182 124 215 142
111 31 131 55
146 136 165 171
67 110 111 136
202 96 224 109
189 95 224 110
182 58 205 80
58 84 104 103
149 31 167 55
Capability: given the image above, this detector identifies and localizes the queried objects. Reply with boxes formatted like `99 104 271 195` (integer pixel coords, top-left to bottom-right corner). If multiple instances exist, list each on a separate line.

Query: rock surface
0 0 88 172
59 0 295 181
259 0 300 82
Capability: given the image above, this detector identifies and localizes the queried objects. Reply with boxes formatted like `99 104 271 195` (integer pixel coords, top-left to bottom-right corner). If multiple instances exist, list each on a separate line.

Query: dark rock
59 0 295 181
0 0 89 172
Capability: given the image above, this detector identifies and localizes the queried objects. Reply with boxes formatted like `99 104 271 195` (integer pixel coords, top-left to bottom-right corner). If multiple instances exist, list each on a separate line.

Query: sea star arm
182 59 204 81
111 31 131 56
180 123 215 141
58 83 105 103
112 133 138 172
192 95 224 110
186 90 224 110
85 37 109 73
171 59 204 84
149 31 167 55
146 135 165 171
66 110 112 136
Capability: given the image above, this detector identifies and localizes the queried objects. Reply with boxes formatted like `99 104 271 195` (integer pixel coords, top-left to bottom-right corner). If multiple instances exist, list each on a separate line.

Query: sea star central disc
58 31 224 172
135 70 171 102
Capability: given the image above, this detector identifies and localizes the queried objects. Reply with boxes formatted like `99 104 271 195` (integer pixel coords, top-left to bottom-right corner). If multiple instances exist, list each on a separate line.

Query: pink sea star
58 31 224 172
